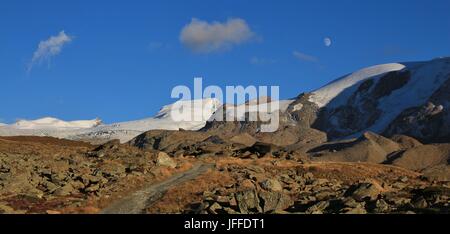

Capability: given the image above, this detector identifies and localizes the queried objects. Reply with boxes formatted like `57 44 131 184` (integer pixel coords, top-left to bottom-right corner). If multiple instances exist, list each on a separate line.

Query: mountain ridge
1 57 449 144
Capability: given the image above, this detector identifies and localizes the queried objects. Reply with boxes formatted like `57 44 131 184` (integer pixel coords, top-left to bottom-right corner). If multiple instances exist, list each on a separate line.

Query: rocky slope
0 131 449 214
127 126 449 181
148 158 450 214
0 136 194 214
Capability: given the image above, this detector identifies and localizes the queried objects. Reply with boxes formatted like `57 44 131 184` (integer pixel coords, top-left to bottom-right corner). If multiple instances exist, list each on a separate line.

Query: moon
324 37 332 47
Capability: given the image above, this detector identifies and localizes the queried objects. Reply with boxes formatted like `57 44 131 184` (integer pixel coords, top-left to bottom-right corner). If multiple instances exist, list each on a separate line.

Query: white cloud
180 18 255 53
293 50 318 63
28 31 73 72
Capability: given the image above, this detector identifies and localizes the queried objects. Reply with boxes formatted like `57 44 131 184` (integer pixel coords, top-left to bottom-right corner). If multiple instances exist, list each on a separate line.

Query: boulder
53 184 75 196
258 191 293 213
260 179 283 192
344 207 367 214
305 201 330 214
69 180 85 190
207 202 223 214
348 182 383 201
99 163 126 178
374 199 390 213
42 181 59 193
85 183 100 193
50 172 67 186
342 197 365 208
156 152 177 168
80 174 105 186
222 207 239 214
412 197 428 209
237 179 256 190
235 190 262 214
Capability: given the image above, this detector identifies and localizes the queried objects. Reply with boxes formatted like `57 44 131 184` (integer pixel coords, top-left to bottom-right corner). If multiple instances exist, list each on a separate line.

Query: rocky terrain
0 58 449 214
149 158 450 214
0 136 194 214
0 128 449 214
134 129 450 214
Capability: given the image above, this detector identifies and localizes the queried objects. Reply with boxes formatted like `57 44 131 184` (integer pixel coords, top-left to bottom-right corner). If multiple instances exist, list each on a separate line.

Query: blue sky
1 0 449 123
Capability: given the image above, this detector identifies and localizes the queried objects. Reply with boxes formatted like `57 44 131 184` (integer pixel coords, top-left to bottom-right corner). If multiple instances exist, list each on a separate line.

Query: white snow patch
309 63 406 107
155 98 220 122
10 117 102 130
292 103 303 112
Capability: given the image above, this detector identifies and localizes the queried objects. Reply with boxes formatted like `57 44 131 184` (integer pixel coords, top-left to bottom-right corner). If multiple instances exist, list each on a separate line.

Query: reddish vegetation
0 136 193 214
297 162 422 184
0 134 449 214
145 157 429 214
147 168 235 214
0 136 92 147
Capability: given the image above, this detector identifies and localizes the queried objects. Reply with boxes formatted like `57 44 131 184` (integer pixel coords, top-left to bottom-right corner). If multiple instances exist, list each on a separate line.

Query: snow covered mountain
1 57 449 144
304 57 450 142
0 98 220 143
203 57 450 144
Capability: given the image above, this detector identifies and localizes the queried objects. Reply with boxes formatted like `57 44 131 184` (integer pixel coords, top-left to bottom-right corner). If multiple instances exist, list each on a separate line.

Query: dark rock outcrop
384 80 450 143
312 70 411 139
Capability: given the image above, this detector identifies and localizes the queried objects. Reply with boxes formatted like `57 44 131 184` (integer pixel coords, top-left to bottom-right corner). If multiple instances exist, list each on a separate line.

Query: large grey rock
305 201 330 214
344 207 367 214
258 191 293 213
374 199 390 213
348 182 382 202
235 190 262 214
156 152 177 168
53 184 75 196
342 197 365 208
260 179 283 192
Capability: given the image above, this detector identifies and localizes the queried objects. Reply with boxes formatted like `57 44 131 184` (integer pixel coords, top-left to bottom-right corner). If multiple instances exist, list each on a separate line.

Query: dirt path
100 163 214 214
